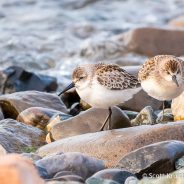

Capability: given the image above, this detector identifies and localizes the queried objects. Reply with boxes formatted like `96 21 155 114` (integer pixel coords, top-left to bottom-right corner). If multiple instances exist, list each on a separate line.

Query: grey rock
86 169 138 184
35 152 105 179
0 66 58 94
0 119 45 153
116 140 184 178
0 91 68 119
50 106 131 140
119 89 162 112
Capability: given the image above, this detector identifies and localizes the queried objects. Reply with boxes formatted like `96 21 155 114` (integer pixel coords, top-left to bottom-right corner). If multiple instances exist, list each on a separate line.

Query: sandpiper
138 55 184 115
58 63 141 131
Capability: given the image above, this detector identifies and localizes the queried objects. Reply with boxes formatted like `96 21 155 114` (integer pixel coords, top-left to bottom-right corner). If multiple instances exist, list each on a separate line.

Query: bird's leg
161 100 165 121
99 107 112 131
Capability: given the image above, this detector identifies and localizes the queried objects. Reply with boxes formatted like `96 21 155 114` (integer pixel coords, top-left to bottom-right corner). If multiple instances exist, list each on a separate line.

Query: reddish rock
0 154 44 184
17 107 70 130
37 121 184 168
119 27 184 56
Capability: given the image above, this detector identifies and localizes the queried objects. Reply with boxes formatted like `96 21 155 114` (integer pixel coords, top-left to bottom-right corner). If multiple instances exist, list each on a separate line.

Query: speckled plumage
138 55 184 101
96 64 140 90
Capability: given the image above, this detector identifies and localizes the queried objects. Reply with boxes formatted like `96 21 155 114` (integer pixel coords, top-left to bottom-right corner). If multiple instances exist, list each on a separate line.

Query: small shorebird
138 55 184 115
58 63 141 131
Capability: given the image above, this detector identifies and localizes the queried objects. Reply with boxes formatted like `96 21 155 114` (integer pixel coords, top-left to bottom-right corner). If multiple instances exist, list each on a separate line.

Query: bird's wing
95 64 140 90
138 57 156 81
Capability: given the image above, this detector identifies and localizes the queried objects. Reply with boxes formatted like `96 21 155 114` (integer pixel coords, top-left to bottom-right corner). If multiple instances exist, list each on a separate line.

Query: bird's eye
177 70 180 74
79 76 84 81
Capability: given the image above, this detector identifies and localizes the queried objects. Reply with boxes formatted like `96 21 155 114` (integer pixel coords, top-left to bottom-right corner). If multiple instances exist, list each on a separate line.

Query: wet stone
131 106 157 126
49 106 131 141
0 91 68 119
0 119 45 153
86 169 138 184
35 152 105 179
0 66 57 94
116 140 184 178
17 107 71 130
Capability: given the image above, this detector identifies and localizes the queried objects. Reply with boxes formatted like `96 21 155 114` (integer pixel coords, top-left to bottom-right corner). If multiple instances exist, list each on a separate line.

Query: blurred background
0 0 184 91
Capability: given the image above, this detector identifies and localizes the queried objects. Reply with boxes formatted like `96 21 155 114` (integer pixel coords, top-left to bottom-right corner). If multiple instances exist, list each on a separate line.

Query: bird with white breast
59 63 141 130
138 55 184 115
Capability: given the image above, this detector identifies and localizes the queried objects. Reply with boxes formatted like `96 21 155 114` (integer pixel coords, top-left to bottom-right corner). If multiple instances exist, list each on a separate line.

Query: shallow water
0 0 184 89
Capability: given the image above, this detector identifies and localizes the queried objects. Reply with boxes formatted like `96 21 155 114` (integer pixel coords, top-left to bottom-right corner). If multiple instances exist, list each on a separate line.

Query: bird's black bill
172 75 179 87
58 82 75 96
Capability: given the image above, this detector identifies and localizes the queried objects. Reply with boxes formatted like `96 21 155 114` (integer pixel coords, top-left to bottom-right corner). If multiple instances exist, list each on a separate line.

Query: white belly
141 78 184 101
76 82 141 108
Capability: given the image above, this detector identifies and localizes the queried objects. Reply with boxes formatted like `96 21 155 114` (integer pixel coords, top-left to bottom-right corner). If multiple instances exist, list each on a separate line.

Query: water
0 0 184 89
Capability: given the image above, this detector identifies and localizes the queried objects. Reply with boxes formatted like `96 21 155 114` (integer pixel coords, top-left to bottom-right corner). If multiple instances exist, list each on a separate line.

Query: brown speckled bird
138 55 184 101
138 55 184 116
59 63 141 130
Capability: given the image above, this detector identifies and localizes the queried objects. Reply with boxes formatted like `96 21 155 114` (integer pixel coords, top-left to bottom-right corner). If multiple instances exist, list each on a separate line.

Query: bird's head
72 66 89 90
58 65 90 96
158 56 183 87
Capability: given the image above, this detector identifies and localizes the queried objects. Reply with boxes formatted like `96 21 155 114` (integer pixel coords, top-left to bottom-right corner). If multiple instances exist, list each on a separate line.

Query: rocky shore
1 0 184 184
0 80 183 184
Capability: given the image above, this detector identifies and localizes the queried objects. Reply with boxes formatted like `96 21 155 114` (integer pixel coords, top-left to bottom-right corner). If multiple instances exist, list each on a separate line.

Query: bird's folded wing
96 64 140 90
